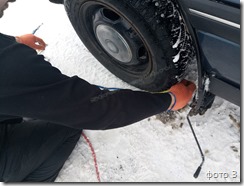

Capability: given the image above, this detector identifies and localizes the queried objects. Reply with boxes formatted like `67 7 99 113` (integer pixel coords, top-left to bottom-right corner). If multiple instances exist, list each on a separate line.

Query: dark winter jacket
0 33 171 130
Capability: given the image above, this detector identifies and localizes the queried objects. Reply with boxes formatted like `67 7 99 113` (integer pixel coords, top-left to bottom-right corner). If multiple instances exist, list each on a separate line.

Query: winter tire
64 0 195 91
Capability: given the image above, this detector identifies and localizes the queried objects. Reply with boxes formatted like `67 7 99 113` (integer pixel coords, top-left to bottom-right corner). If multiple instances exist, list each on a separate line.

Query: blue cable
96 85 121 91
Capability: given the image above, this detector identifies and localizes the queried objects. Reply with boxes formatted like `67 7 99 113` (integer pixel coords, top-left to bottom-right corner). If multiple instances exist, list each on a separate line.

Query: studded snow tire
64 0 195 91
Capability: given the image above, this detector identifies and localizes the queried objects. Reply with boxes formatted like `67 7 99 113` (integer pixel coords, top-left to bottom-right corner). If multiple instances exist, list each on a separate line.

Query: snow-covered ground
0 0 241 183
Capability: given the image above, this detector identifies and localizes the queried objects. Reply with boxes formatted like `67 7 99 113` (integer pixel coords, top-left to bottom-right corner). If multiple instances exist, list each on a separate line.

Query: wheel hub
95 24 132 63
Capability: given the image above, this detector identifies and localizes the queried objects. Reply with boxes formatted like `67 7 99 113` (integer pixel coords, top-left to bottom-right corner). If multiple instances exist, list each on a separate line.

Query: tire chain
128 0 196 82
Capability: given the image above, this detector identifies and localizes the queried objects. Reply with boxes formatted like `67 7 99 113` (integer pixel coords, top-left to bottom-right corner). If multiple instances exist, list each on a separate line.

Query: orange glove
15 34 47 51
167 79 196 111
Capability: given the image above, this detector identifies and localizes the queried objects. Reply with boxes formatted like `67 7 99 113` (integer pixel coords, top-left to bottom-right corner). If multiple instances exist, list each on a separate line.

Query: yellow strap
151 89 170 94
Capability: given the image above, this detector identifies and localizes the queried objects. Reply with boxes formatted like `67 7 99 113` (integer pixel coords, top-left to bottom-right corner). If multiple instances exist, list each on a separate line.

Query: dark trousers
0 119 82 182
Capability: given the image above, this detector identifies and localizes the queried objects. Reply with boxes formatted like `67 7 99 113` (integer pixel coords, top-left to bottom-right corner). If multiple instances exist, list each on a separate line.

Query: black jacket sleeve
0 37 172 130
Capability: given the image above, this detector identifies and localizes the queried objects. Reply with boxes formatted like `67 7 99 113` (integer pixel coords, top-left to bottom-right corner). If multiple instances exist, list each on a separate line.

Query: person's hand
167 79 196 111
15 34 47 51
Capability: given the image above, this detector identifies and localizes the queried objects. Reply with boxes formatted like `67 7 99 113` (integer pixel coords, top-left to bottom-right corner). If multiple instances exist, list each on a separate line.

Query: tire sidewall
65 0 178 91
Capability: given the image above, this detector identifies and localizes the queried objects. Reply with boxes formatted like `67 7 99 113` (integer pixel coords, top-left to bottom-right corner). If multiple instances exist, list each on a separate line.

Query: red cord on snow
82 132 101 182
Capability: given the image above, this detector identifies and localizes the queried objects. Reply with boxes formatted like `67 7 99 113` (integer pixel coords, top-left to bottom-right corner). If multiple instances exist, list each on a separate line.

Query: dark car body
50 0 241 111
177 0 240 107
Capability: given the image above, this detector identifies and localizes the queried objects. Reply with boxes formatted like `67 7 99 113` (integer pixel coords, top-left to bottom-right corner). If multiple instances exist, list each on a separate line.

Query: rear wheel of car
64 0 195 91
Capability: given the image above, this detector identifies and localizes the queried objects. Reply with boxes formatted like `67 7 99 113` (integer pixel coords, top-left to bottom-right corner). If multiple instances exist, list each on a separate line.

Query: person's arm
0 42 194 130
0 33 16 41
0 33 46 50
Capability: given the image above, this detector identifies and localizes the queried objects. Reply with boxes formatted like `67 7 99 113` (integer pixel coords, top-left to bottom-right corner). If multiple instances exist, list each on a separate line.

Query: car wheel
64 0 195 91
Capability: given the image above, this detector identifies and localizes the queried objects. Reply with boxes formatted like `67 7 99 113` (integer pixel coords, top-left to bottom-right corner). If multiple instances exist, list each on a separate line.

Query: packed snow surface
0 0 241 183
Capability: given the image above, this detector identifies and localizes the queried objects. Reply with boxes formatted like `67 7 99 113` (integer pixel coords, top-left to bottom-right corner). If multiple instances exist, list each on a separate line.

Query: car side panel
187 0 240 44
216 0 240 8
178 0 240 88
197 31 240 86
